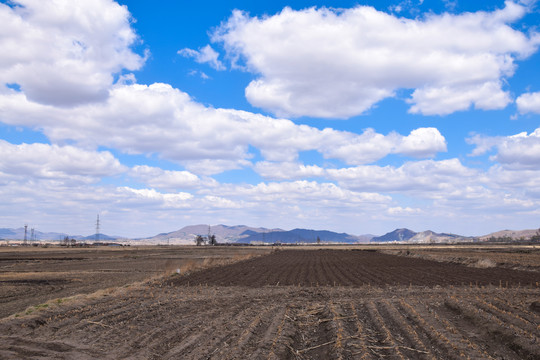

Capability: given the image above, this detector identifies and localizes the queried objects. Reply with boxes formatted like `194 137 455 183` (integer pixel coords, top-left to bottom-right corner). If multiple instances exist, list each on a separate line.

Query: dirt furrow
444 295 539 359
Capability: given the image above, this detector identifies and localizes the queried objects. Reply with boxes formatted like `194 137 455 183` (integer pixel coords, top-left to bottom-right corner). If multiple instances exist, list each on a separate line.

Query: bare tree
531 228 540 243
195 235 205 246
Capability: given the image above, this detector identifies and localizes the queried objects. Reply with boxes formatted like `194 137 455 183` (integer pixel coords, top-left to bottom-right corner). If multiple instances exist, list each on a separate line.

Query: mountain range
370 228 473 243
1 225 538 244
0 228 119 242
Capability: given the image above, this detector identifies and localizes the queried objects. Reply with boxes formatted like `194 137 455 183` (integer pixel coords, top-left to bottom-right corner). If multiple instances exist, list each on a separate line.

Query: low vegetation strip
171 249 540 287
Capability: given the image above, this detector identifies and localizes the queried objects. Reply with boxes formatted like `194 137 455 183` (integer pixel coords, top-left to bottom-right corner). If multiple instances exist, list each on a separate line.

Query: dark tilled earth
0 248 539 359
172 249 540 287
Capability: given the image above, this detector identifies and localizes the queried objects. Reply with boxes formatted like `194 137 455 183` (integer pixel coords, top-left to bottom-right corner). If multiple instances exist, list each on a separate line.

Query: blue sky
1 0 540 238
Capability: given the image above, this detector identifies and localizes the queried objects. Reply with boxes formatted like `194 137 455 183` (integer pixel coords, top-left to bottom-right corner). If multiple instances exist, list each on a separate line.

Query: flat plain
0 245 539 359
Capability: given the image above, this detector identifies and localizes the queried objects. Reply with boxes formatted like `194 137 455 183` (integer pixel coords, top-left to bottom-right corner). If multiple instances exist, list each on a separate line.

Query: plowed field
172 249 540 287
0 248 539 359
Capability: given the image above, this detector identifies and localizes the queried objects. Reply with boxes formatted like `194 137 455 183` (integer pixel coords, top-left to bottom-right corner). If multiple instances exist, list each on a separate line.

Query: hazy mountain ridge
0 227 119 241
131 225 373 244
1 225 538 244
371 228 416 243
139 224 283 245
371 228 474 243
479 229 539 240
239 228 371 244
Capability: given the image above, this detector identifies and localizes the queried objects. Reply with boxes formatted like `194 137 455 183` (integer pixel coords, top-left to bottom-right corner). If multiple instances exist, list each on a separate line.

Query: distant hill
80 233 118 241
4 224 538 245
240 228 370 244
0 228 17 238
408 230 472 244
371 228 416 243
479 229 539 241
139 225 372 245
0 227 118 241
141 224 282 245
0 227 74 241
371 228 473 243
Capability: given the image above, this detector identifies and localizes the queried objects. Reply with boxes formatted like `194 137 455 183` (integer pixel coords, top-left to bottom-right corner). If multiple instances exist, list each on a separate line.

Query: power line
95 214 100 242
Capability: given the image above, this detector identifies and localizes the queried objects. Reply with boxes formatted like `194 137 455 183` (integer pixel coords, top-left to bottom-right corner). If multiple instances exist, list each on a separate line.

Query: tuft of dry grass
473 258 496 268
164 252 262 278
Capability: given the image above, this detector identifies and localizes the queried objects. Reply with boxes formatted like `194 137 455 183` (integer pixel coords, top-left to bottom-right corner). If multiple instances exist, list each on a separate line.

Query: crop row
0 285 538 359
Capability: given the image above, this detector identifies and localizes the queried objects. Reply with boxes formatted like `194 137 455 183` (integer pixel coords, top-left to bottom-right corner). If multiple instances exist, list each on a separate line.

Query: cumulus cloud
119 187 193 209
253 162 325 180
214 180 391 205
468 128 540 169
516 91 540 114
212 2 539 117
0 83 447 174
130 165 216 190
326 159 479 193
487 165 540 192
396 128 447 157
0 141 125 184
0 0 145 106
178 45 225 70
387 206 422 215
253 128 446 180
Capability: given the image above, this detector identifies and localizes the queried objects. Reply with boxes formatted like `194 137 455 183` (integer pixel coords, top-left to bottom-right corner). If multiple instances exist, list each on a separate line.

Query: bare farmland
0 247 539 359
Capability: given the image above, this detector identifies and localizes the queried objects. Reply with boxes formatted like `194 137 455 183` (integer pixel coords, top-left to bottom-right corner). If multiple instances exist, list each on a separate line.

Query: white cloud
387 206 422 215
213 180 391 205
130 165 215 190
252 127 447 180
212 2 539 118
253 162 325 180
326 159 478 193
395 127 447 157
516 91 540 114
0 83 447 174
468 128 540 169
487 165 540 196
0 0 145 106
493 129 540 169
178 45 225 70
1 149 538 238
0 141 125 184
119 187 193 209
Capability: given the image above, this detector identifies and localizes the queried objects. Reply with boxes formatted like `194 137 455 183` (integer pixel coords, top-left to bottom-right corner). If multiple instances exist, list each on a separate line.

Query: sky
1 0 540 238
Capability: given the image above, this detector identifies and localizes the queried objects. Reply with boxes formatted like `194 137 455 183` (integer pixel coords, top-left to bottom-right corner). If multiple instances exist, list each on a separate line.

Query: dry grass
162 251 262 278
473 258 496 268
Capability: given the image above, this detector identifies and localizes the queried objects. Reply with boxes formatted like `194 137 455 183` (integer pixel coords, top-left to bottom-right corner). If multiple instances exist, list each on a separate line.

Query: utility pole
23 224 28 246
95 214 100 242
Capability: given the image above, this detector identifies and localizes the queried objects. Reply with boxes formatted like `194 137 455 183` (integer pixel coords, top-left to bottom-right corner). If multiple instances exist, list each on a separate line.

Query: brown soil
0 247 539 359
0 246 270 318
382 246 540 272
0 285 538 359
172 249 540 287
